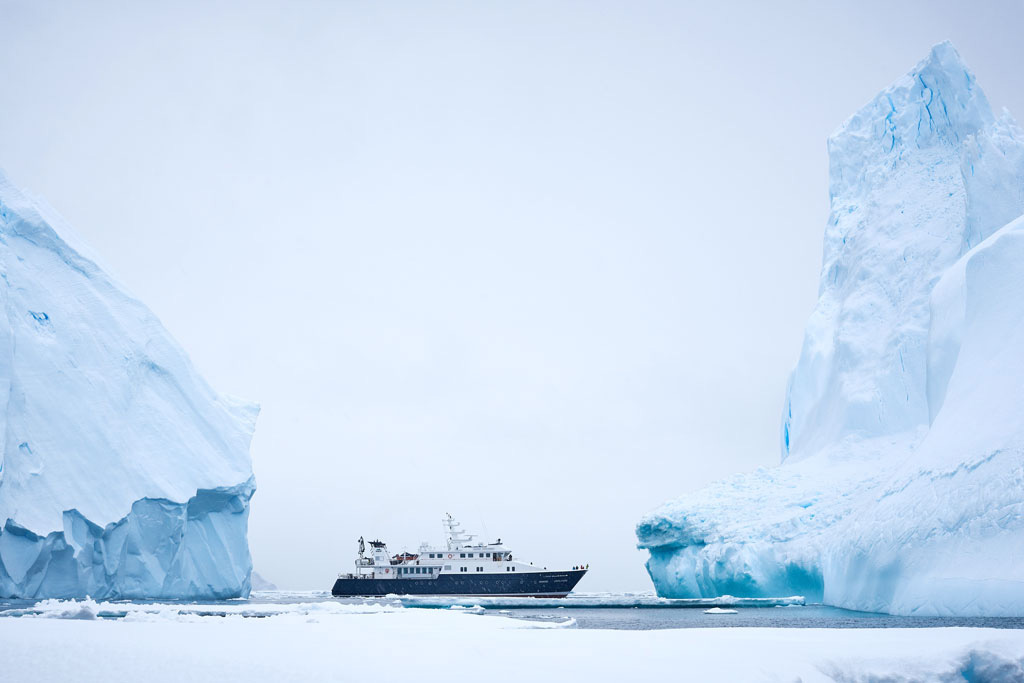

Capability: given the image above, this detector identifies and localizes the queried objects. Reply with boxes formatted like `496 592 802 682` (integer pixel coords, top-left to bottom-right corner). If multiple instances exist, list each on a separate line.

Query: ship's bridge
400 515 549 575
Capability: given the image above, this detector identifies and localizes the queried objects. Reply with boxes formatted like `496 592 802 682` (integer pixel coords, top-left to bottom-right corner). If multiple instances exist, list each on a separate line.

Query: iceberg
0 170 257 599
251 571 278 592
637 42 1024 616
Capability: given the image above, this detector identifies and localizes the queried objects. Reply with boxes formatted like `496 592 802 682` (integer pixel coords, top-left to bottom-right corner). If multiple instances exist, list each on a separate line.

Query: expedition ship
332 515 588 597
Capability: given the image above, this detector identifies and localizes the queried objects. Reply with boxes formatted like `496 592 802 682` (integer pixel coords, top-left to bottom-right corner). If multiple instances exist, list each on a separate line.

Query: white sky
1 1 1022 591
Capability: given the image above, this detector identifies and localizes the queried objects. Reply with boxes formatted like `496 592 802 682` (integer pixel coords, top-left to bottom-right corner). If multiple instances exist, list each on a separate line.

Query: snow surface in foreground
638 41 1024 616
1 598 1022 682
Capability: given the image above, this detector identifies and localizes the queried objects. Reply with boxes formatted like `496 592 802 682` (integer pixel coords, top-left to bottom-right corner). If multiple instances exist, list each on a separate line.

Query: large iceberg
637 42 1024 616
0 171 257 599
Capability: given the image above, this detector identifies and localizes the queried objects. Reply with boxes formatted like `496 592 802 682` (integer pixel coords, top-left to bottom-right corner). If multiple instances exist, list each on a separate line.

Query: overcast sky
1 1 1022 591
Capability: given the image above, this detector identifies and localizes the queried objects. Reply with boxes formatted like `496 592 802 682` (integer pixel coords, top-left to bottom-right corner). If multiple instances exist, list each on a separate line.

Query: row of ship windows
399 565 520 573
426 552 501 559
456 566 517 572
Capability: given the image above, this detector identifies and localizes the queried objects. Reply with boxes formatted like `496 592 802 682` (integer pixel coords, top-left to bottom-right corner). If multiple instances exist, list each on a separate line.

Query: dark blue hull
332 570 587 597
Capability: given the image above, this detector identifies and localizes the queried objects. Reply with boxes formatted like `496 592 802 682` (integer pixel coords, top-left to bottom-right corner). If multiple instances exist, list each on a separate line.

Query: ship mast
442 513 476 550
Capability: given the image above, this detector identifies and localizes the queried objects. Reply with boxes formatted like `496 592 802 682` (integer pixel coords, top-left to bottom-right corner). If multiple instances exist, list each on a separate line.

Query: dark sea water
495 604 1024 630
2 592 1022 630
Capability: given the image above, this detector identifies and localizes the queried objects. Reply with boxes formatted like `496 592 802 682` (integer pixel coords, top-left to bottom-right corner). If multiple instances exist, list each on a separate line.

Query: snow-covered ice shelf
0 598 1022 682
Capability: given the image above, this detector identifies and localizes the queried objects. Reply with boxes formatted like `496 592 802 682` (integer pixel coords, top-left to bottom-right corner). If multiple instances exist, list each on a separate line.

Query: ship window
512 566 516 571
460 553 466 558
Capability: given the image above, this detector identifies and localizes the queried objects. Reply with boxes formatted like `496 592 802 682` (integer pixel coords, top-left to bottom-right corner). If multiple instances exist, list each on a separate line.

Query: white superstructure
342 514 559 580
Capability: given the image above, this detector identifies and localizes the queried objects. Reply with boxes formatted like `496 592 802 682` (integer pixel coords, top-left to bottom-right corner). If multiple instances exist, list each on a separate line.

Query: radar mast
443 513 476 550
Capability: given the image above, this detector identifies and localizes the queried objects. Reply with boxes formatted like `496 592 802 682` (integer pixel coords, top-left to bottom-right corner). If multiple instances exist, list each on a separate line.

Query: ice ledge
0 477 255 599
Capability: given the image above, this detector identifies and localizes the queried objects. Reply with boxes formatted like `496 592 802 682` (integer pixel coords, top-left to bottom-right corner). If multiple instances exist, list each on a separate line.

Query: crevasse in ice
637 42 1024 616
0 171 257 599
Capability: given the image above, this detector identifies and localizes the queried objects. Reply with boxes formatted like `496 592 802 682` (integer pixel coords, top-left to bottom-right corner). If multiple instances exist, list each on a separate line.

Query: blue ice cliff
637 42 1024 616
0 171 258 599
